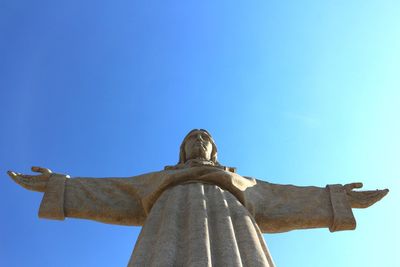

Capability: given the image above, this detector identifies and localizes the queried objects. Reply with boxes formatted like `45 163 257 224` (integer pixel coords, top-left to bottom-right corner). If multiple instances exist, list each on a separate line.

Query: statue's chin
187 148 208 160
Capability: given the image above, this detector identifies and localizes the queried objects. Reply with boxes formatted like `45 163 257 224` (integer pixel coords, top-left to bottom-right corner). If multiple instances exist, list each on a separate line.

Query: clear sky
1 0 399 266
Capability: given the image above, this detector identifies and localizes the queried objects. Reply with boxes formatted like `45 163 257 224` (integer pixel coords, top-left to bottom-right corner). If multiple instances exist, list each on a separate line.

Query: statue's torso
129 182 274 267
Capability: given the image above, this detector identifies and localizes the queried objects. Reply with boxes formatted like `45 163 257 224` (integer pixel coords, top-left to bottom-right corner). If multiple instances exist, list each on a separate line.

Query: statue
8 129 388 267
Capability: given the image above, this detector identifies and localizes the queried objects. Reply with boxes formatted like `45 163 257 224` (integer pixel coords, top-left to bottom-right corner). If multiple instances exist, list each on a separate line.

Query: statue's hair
178 129 219 165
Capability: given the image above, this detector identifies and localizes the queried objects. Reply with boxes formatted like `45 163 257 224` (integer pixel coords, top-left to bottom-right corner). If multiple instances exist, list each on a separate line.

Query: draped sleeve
243 179 356 233
38 173 148 226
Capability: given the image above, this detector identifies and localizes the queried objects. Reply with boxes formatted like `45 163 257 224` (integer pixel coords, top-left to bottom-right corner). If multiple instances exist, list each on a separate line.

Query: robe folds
38 166 356 267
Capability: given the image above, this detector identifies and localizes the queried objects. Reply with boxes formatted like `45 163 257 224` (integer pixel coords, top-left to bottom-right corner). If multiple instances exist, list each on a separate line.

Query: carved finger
344 182 363 192
364 189 388 198
369 189 389 202
7 171 19 182
31 166 52 174
382 188 389 195
19 173 35 179
352 189 389 208
15 172 34 182
352 182 363 189
8 171 34 188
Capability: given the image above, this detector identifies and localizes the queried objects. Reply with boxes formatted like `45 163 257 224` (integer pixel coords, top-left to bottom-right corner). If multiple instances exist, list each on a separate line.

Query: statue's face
184 130 213 161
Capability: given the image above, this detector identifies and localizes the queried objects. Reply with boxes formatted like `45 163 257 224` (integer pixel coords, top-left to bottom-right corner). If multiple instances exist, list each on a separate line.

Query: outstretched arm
8 167 147 226
244 179 388 233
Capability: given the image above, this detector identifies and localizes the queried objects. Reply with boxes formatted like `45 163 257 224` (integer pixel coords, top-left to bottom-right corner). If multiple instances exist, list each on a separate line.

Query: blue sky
1 1 399 266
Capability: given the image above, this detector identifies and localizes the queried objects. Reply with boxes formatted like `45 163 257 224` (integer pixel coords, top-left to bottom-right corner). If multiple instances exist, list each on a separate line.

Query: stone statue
8 129 388 267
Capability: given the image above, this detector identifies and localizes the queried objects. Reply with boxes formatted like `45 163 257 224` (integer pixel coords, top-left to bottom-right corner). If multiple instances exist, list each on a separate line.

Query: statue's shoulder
239 175 275 187
242 175 256 180
127 170 168 181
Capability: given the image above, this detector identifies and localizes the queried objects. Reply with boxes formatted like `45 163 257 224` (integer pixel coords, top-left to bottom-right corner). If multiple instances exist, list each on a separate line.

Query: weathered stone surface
8 129 389 266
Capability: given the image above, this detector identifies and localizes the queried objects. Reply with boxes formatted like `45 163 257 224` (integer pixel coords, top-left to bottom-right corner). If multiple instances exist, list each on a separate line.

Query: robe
38 166 356 267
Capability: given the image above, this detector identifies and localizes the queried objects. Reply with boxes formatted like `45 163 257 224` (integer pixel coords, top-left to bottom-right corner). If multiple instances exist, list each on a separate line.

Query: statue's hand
7 166 54 192
344 182 389 208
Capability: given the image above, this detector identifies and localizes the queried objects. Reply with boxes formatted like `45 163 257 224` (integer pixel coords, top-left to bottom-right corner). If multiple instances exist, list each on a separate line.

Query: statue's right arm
8 167 147 226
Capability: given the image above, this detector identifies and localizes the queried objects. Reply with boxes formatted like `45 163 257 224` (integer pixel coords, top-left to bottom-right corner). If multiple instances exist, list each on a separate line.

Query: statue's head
178 129 218 164
164 129 235 172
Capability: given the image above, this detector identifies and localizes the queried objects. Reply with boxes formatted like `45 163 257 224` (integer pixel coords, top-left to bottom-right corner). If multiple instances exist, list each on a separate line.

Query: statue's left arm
243 179 388 233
